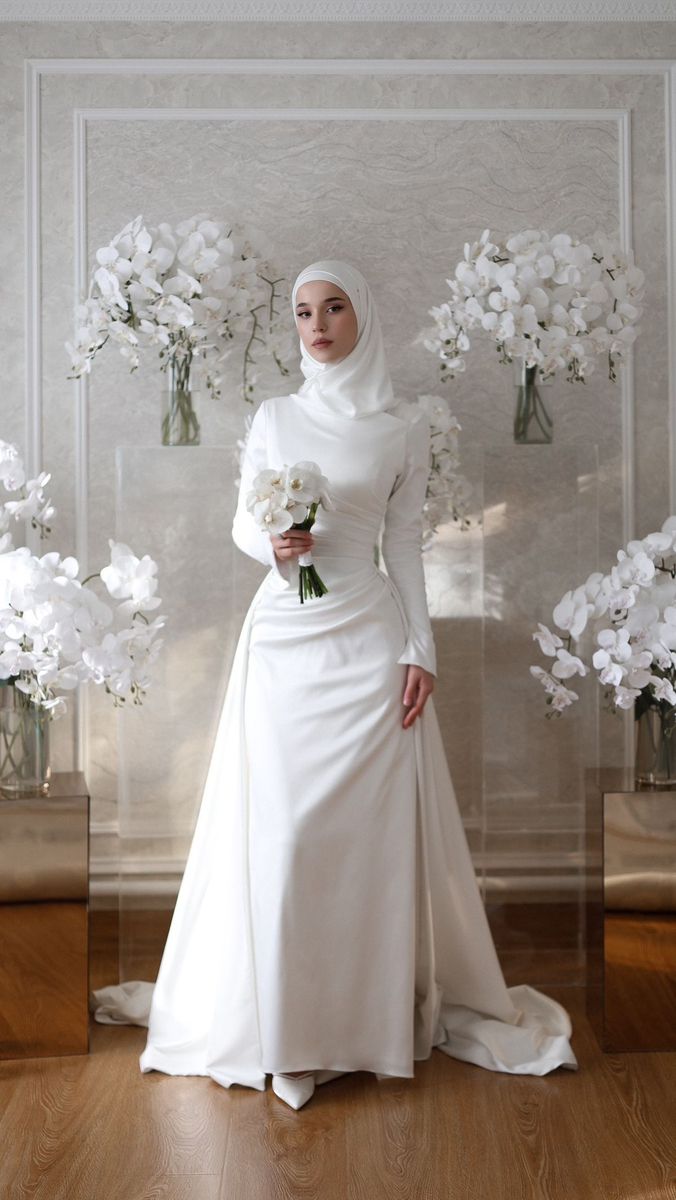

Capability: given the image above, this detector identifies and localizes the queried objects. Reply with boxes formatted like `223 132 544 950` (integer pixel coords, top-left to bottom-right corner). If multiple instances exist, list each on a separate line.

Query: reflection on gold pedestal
605 912 676 1051
585 767 676 1053
0 771 90 1060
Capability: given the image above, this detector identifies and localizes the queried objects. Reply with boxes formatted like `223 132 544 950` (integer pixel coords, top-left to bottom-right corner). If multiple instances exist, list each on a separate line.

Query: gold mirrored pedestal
0 771 90 1060
585 767 676 1052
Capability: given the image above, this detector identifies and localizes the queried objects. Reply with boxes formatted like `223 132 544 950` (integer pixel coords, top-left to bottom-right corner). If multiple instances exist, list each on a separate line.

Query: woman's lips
313 339 332 347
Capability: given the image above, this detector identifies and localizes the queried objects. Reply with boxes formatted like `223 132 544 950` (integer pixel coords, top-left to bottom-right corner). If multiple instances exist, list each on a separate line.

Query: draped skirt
91 558 579 1086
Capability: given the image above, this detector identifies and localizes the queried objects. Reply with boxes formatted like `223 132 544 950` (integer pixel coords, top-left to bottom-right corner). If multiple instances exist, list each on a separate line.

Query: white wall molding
24 55 676 74
72 102 635 579
73 106 89 772
74 103 632 120
24 61 42 489
667 65 676 519
7 0 676 22
88 859 587 905
89 846 587 903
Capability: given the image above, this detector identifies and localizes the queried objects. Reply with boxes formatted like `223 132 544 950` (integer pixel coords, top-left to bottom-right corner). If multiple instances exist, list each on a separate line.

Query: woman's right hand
270 530 315 562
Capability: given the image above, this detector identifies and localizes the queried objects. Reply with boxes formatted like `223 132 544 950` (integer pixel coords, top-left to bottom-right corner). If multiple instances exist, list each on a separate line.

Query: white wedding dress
91 393 579 1088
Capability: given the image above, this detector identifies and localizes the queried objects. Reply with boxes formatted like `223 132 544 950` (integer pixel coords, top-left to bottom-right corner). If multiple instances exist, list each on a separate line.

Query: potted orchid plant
530 515 676 786
419 228 644 443
0 440 166 798
66 214 295 446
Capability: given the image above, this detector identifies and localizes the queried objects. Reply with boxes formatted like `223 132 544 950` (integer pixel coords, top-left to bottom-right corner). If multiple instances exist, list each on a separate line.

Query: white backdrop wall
2 21 676 926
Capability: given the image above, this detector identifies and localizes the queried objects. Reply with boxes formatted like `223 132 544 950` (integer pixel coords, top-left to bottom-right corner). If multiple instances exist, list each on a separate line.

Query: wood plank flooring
0 908 674 1200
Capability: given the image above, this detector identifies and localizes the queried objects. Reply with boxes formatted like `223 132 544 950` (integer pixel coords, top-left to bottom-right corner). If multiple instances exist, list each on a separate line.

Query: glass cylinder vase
161 354 201 447
0 681 52 798
513 361 553 445
634 703 676 788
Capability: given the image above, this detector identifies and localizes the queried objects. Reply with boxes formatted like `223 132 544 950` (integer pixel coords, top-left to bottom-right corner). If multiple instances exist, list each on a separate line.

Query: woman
91 260 578 1111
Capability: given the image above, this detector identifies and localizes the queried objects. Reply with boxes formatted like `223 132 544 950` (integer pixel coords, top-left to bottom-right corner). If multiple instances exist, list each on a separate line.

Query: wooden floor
1 912 675 1200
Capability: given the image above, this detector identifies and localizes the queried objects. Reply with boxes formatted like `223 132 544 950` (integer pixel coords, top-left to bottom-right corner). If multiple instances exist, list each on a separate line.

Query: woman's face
294 281 359 364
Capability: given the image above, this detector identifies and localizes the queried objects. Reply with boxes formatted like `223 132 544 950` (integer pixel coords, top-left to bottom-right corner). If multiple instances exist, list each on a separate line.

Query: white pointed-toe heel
272 1071 316 1110
315 1069 348 1085
375 1072 390 1080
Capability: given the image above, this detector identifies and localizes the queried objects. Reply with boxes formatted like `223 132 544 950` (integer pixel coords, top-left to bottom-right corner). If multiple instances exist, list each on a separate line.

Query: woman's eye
298 306 343 318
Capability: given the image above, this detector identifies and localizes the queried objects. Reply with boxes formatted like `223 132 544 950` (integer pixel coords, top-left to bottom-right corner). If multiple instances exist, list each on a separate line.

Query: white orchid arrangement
530 516 676 721
0 441 55 543
247 460 334 604
420 227 645 385
0 440 166 716
414 394 474 542
66 213 295 405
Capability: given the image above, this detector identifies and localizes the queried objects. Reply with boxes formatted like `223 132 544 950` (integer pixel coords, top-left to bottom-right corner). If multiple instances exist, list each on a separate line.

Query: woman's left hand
402 665 435 729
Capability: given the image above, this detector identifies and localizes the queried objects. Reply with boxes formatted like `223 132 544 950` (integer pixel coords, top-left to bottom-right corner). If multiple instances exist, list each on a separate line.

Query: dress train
91 581 578 1086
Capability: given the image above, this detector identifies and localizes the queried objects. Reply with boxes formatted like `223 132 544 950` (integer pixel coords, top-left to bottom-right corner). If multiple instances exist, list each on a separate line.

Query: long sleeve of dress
231 401 292 587
381 409 438 678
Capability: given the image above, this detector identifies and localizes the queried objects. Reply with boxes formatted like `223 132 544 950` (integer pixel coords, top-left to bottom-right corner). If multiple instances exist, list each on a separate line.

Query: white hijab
290 259 396 420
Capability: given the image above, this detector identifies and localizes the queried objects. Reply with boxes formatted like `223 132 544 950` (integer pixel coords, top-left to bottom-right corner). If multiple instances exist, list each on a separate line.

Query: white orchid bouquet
247 460 334 604
0 440 166 717
530 516 676 723
414 394 474 543
66 212 295 407
420 227 645 385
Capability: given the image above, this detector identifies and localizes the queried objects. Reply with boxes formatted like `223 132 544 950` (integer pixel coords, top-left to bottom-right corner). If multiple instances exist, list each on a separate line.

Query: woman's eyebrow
295 296 345 308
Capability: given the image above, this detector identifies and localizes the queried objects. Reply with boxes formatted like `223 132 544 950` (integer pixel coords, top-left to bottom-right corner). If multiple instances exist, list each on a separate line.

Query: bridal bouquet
420 227 644 384
413 394 474 542
0 440 166 716
247 460 334 604
66 213 294 404
530 515 676 720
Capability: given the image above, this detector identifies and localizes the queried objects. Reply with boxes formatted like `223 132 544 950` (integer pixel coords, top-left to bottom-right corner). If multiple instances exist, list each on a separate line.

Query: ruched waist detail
263 524 386 596
306 529 379 562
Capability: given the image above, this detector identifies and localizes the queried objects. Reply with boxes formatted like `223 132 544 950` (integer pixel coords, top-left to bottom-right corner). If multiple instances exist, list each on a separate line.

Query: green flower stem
0 682 51 795
161 346 200 446
298 563 329 603
291 504 329 603
514 364 553 443
161 386 200 446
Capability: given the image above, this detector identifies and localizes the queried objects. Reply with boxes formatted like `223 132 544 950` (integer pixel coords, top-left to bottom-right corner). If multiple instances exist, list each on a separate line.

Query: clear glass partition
480 443 601 986
115 441 600 989
115 444 261 984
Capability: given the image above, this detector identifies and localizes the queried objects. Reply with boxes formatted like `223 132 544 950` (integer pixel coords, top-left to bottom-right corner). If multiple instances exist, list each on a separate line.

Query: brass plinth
585 767 676 1053
0 771 90 1060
